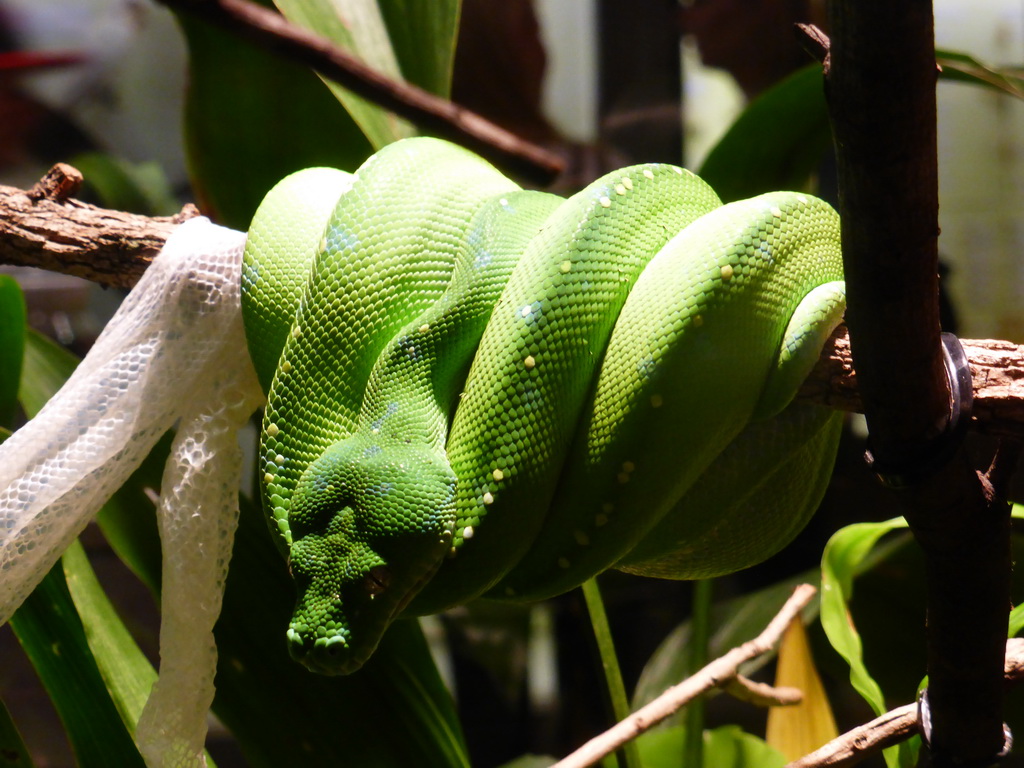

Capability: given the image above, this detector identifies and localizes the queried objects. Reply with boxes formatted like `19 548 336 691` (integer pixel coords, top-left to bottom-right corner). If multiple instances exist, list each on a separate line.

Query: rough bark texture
0 178 199 290
826 2 1011 764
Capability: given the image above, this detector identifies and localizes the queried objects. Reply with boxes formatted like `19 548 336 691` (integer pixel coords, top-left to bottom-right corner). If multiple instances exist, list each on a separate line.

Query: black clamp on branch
917 689 1013 765
864 332 973 490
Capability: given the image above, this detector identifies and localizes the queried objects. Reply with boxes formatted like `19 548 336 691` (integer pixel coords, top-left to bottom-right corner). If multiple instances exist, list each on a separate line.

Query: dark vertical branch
825 2 1011 765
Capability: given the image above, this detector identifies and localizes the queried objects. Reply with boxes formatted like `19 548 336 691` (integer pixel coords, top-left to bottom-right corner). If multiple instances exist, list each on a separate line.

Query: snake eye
363 564 392 596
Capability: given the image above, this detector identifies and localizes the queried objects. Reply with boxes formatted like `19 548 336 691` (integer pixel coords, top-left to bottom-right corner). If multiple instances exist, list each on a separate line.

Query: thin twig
723 675 803 708
155 0 563 185
785 638 1024 767
551 584 817 768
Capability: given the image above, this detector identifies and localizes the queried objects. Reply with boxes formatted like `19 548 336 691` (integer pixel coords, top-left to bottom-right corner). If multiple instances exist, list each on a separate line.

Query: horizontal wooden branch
0 169 199 290
3 169 1024 442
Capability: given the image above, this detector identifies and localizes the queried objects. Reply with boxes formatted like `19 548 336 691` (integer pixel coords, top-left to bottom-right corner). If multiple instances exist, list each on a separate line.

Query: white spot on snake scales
274 454 285 466
492 468 505 482
720 264 734 282
560 260 572 274
264 472 274 484
483 491 494 505
281 360 292 373
796 194 808 204
266 423 280 437
622 177 633 190
643 169 654 179
418 323 430 334
291 325 302 339
771 206 783 218
521 305 532 318
673 167 684 175
463 525 475 540
599 196 612 208
615 184 626 195
499 198 509 206
524 355 536 369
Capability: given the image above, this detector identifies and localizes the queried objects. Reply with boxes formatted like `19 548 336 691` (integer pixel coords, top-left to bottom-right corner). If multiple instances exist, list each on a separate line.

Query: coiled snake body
242 137 845 674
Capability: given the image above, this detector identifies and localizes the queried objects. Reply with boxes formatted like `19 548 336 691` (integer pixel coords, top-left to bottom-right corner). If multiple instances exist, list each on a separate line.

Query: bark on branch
4 171 1024 445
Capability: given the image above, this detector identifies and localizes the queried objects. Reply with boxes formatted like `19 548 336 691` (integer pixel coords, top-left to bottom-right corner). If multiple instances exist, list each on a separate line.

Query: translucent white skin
0 217 264 768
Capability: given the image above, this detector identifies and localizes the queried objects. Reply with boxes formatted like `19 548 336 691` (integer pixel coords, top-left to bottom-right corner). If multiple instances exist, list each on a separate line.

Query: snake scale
241 137 845 674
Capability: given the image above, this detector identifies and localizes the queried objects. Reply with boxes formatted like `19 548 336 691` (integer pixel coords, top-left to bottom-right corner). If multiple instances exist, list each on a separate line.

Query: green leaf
271 0 413 148
7 562 145 768
0 694 34 768
820 517 915 768
936 49 1024 100
18 330 77 418
637 724 785 768
377 0 462 97
60 539 159 734
176 9 374 229
699 49 1023 205
698 64 830 203
0 275 26 429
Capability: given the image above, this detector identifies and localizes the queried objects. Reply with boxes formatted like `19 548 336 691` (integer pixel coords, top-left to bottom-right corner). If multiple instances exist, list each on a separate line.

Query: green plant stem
682 579 713 767
581 578 641 768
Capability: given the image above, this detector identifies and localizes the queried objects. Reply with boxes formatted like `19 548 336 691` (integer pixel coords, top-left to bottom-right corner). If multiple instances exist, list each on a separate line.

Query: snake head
285 436 456 674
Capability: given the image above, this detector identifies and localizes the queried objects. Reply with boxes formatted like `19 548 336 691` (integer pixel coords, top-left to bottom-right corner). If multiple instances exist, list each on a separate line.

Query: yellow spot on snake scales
264 472 274 484
266 423 280 437
418 323 430 334
560 260 572 274
599 196 612 208
622 177 634 190
492 468 505 482
720 264 734 282
281 360 293 373
615 184 627 195
643 169 654 179
319 236 327 253
771 206 783 218
524 355 536 370
291 325 302 339
482 491 494 505
274 454 285 466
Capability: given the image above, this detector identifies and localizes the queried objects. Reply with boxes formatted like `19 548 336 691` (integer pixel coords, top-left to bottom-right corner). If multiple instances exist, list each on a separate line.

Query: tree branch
552 585 817 768
5 171 1024 443
825 3 1011 764
154 0 563 186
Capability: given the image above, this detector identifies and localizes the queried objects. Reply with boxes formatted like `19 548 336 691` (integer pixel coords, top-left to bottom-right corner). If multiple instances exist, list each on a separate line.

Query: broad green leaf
820 517 914 768
272 0 413 148
0 275 25 429
765 618 838 760
176 9 373 229
637 724 785 768
7 562 145 768
60 540 159 734
698 64 830 203
0 694 34 768
699 48 1023 205
377 0 462 97
18 330 77 418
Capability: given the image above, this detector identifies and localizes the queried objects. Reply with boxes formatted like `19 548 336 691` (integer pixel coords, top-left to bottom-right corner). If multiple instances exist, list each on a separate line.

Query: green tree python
241 137 846 675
